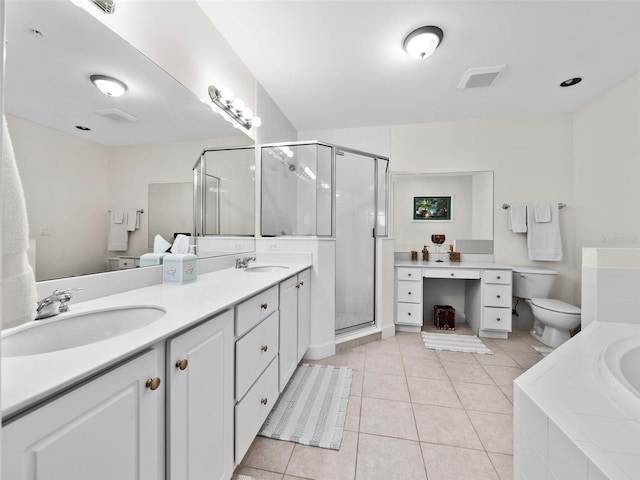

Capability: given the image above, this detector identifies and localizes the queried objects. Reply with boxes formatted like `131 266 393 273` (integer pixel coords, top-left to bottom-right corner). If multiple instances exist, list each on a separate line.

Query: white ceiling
199 1 640 132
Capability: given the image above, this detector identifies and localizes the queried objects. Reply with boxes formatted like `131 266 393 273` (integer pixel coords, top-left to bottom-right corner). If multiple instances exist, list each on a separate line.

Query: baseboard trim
303 341 336 360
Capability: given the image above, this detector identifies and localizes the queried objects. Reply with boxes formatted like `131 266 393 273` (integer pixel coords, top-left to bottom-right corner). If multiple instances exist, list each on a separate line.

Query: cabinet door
297 269 311 362
167 311 234 480
2 349 164 480
279 276 299 392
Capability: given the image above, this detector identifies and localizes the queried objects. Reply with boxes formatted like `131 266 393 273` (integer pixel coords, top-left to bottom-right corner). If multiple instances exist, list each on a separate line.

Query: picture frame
412 195 452 221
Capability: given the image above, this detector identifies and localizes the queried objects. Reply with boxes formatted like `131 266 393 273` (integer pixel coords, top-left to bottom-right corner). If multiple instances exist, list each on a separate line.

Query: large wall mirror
5 0 253 281
392 171 494 253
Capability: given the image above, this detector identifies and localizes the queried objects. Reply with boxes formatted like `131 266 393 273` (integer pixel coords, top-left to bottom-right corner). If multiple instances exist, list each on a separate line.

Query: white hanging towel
534 204 551 223
108 210 128 251
126 209 139 232
508 203 528 233
2 116 37 328
527 204 562 261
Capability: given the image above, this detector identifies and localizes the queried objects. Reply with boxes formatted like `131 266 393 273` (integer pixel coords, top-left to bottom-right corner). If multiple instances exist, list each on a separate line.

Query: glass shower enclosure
261 142 389 335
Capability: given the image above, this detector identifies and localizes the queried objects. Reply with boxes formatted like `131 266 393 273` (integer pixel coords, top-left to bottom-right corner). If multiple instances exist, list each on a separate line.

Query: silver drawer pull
450 273 455 277
496 318 501 322
496 295 501 298
407 291 412 295
261 303 268 310
408 273 412 277
261 345 268 352
407 312 412 316
496 275 501 280
261 398 268 405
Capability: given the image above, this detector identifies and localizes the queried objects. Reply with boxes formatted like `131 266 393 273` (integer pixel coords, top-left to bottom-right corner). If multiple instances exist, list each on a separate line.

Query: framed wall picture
413 195 452 221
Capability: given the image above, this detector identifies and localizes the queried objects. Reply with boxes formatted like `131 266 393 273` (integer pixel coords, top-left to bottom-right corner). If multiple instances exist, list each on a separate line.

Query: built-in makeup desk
394 260 513 338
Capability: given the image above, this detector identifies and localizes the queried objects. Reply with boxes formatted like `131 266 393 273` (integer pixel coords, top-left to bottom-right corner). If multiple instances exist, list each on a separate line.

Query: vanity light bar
502 203 566 209
208 85 261 130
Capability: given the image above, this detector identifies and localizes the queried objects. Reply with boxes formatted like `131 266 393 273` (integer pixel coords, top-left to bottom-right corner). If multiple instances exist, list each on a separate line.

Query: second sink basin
244 265 289 273
1 306 166 357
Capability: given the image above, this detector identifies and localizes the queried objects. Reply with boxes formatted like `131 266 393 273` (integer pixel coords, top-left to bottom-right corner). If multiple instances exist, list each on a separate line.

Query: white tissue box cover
140 252 168 267
162 253 197 284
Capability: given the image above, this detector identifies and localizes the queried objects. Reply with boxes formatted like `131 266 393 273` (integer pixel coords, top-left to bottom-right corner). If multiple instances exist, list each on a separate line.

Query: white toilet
512 267 581 348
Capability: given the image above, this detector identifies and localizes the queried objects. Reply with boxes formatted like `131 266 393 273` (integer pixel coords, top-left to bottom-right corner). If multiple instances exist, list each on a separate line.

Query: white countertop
395 260 512 270
515 322 640 480
1 262 311 419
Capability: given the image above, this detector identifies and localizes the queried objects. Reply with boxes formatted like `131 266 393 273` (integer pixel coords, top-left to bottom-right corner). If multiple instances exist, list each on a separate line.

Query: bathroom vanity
394 260 513 338
1 263 311 480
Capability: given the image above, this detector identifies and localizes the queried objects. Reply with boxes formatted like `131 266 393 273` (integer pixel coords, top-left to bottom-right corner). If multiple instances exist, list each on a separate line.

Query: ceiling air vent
95 108 138 123
457 65 506 89
89 0 116 14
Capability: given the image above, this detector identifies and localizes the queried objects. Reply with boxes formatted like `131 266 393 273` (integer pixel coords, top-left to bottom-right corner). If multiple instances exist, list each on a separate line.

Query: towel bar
502 203 565 210
108 209 144 213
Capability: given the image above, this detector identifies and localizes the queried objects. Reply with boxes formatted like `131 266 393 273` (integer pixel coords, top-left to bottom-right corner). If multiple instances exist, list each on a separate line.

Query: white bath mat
231 475 259 480
259 364 352 450
422 332 493 355
533 345 554 357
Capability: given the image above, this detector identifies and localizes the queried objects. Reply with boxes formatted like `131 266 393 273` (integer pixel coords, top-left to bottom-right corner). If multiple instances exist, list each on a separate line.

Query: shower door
335 150 377 333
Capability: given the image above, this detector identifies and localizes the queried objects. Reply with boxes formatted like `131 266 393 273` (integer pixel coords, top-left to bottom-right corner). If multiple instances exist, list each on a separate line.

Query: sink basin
1 306 166 357
244 265 289 273
599 335 640 416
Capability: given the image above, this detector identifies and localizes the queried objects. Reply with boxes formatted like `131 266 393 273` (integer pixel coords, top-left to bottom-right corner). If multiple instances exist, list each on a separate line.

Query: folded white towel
113 209 125 224
534 204 552 223
153 234 172 253
126 209 139 232
171 234 191 254
508 204 528 233
2 116 37 328
108 210 128 251
527 204 562 261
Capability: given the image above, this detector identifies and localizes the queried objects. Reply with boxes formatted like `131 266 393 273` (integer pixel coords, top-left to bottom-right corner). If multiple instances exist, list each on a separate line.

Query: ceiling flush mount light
560 77 582 87
90 74 127 97
208 84 261 130
403 25 444 60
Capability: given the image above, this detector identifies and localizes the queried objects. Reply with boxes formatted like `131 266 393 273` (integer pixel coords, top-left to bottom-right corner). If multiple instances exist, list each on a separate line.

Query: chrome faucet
35 288 82 320
235 256 256 269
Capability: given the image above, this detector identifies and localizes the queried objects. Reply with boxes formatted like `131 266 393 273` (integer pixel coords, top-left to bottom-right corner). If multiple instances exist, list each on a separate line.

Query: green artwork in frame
413 195 452 221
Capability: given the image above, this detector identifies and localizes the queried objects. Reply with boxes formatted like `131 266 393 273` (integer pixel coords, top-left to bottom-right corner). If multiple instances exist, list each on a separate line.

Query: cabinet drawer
235 285 278 337
397 281 422 303
422 269 481 280
483 307 512 331
483 284 512 308
235 358 279 463
397 267 421 282
484 270 511 285
118 258 136 269
236 311 279 400
396 302 423 325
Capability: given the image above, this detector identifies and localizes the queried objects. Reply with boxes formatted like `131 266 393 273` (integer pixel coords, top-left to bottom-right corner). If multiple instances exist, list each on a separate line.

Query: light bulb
232 98 245 112
241 107 254 120
218 87 234 104
251 116 262 127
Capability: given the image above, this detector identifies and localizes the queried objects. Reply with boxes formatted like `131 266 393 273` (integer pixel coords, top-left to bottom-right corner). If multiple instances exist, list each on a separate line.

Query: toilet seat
530 298 581 315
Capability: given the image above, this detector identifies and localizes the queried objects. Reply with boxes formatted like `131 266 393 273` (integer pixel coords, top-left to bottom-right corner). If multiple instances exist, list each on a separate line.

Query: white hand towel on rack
126 209 139 232
2 116 37 328
527 204 562 261
108 210 128 251
534 204 551 223
113 209 125 224
508 203 528 233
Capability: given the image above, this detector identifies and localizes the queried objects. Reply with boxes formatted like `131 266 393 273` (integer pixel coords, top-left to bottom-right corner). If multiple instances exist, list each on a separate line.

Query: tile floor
235 324 548 480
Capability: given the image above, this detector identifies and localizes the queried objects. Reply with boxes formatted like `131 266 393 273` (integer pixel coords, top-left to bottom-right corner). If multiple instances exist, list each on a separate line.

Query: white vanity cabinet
279 269 311 391
2 348 165 480
478 269 512 334
395 267 423 326
166 311 234 480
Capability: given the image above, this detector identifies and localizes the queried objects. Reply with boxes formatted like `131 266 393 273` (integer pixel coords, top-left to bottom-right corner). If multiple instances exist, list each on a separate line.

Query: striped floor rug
422 332 493 355
259 364 352 450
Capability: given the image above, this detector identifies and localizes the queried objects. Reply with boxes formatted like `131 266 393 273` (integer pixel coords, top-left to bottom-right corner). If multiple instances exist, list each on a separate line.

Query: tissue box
162 253 197 284
140 252 168 267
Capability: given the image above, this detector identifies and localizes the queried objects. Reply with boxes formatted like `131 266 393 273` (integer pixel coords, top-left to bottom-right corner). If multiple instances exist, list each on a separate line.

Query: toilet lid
530 298 581 315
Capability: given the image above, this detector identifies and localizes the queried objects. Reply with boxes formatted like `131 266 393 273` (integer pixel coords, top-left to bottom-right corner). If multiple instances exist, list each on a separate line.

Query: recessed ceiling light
75 125 91 131
30 29 43 37
90 74 127 97
560 77 582 87
402 26 444 60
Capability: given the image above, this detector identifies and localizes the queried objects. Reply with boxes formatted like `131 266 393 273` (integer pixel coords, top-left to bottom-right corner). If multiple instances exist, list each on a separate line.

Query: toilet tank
512 267 558 299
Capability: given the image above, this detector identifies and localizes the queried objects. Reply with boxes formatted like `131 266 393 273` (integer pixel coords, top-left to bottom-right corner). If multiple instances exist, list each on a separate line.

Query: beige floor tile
360 397 418 440
407 376 462 408
364 352 405 375
488 453 514 480
285 430 358 480
453 382 513 414
413 403 483 450
355 433 427 480
324 351 365 371
498 339 537 354
395 331 426 346
473 350 519 367
234 466 284 479
500 385 514 404
481 365 525 387
467 410 514 455
422 443 500 480
442 362 494 385
365 338 401 356
436 350 480 364
283 476 312 480
362 372 410 402
345 395 361 432
403 356 449 380
507 351 543 370
241 436 295 473
350 370 363 396
400 343 440 360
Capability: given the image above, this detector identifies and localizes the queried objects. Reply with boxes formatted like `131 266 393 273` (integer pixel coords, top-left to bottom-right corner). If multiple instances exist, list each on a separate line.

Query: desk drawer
422 269 481 280
236 311 279 400
483 284 512 308
484 270 511 285
397 267 421 282
483 307 512 331
396 302 422 325
235 285 278 337
397 281 422 303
